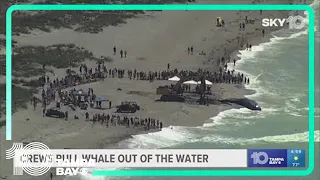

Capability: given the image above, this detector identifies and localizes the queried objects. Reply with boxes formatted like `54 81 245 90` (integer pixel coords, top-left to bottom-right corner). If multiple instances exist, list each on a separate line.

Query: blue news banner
247 149 305 168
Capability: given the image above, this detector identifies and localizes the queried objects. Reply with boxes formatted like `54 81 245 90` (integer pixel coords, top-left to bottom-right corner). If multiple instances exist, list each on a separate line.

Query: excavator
156 75 207 105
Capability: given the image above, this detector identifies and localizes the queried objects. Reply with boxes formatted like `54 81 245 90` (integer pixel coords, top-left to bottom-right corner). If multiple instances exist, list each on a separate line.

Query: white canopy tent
168 76 180 81
197 80 213 85
183 80 198 85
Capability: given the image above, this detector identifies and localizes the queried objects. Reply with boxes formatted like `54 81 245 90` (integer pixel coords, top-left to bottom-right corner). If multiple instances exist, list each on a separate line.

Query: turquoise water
70 1 320 180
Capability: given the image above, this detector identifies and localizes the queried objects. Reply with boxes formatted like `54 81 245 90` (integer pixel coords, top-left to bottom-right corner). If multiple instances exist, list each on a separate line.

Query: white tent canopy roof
183 80 198 85
197 80 213 85
168 76 180 81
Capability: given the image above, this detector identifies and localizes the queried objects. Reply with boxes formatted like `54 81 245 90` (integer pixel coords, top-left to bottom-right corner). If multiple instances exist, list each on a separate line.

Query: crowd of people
37 60 250 92
29 11 258 135
34 61 251 111
87 112 163 131
32 80 166 131
34 86 165 131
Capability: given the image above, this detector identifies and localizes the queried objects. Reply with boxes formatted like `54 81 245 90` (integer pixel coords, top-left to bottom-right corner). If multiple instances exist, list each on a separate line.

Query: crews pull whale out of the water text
77 154 209 163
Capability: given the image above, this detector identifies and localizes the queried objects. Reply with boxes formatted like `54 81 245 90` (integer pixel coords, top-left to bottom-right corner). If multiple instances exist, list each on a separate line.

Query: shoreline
112 1 312 147
0 0 307 179
119 30 284 149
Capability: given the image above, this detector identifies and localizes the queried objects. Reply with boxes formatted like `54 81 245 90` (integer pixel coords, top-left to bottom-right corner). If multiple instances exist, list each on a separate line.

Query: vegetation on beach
9 43 112 77
11 10 143 35
0 0 189 35
16 78 44 87
0 120 5 128
0 42 105 118
0 39 112 77
0 83 38 120
0 84 4 120
0 55 5 76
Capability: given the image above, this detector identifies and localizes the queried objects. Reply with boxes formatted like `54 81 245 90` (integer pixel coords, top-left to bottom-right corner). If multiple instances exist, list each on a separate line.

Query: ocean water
68 1 320 180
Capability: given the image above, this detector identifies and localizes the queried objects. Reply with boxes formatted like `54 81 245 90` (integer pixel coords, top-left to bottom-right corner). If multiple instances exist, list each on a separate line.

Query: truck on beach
116 101 140 113
45 108 65 118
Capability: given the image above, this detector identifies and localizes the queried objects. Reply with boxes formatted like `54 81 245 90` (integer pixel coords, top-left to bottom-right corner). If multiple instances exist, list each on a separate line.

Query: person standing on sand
234 59 236 66
50 172 53 180
188 47 190 55
167 63 170 70
190 46 194 55
113 46 116 55
120 50 123 58
124 50 127 58
109 101 112 109
249 44 252 51
65 111 68 121
262 29 265 37
92 115 96 127
85 112 89 121
43 99 47 109
33 97 37 110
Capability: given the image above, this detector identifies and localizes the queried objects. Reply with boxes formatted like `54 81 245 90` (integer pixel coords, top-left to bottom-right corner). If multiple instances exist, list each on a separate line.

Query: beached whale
220 98 261 111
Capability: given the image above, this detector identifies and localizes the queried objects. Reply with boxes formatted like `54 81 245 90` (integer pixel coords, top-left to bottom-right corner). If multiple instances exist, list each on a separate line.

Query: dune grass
0 0 189 35
10 44 112 77
0 84 38 120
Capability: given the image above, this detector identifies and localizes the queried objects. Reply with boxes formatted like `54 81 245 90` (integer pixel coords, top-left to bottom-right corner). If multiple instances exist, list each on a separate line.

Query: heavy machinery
116 102 139 113
45 108 65 118
156 75 207 104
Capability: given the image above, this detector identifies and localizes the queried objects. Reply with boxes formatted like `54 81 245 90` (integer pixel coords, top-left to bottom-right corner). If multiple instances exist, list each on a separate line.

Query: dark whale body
220 98 262 111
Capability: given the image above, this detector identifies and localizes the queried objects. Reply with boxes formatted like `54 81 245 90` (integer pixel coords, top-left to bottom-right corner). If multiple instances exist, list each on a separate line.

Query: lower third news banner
14 149 248 169
11 148 306 177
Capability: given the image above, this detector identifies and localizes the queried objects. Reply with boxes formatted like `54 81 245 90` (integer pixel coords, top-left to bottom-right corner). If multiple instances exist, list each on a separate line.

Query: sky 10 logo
262 15 306 30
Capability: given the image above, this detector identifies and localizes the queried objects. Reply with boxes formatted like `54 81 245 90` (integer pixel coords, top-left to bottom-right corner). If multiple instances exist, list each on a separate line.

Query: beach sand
0 0 303 179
